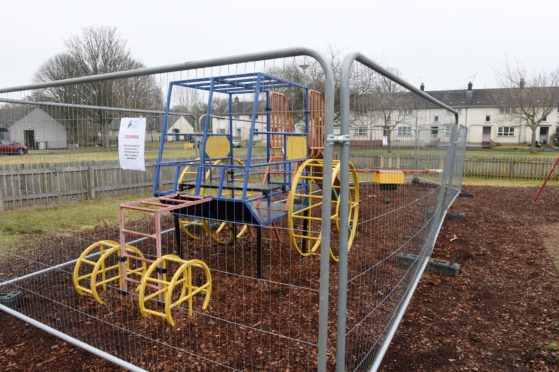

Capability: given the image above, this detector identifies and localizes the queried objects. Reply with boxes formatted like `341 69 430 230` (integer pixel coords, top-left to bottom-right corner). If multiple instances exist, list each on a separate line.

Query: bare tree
357 70 414 153
499 62 559 152
33 26 163 148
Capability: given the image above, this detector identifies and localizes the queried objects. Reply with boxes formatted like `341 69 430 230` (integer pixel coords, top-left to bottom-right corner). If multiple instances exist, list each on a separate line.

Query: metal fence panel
0 48 336 371
337 52 466 371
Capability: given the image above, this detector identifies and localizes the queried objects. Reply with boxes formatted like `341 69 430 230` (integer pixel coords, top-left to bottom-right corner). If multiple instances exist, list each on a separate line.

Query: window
397 127 412 137
399 109 413 115
236 128 242 136
430 126 439 138
500 107 513 114
354 127 367 136
542 115 547 122
434 115 439 122
497 127 514 136
485 115 491 122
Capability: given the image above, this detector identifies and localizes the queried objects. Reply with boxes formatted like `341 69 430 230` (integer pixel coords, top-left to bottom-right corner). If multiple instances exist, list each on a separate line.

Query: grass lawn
0 193 149 249
0 141 269 165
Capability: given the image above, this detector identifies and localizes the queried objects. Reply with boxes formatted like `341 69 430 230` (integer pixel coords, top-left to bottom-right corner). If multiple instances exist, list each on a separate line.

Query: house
424 82 558 145
0 106 68 149
211 99 306 141
349 82 559 146
166 114 196 141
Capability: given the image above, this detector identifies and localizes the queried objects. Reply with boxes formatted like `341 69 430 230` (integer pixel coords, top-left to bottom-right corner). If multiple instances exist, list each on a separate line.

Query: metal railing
0 47 336 371
0 48 468 371
337 52 466 371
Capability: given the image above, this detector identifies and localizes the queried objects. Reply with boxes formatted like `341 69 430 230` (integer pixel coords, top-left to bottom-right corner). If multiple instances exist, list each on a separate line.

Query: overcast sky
1 0 557 91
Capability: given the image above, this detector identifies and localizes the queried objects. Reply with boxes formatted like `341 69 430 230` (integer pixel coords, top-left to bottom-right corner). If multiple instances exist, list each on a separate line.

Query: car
232 140 242 148
0 139 28 155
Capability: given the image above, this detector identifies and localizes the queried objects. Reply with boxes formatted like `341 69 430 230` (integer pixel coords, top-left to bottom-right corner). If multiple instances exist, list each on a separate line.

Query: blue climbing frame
153 72 309 226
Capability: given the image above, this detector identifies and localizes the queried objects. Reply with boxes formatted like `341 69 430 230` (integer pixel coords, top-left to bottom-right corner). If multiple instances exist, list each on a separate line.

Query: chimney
420 83 425 91
467 81 473 91
519 78 525 88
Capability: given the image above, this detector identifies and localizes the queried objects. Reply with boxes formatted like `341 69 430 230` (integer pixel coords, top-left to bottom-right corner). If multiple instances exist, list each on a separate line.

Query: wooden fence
0 155 557 210
350 154 559 179
0 160 177 210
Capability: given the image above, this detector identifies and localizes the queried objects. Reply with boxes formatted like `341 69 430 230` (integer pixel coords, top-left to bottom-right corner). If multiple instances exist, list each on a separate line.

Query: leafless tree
32 26 163 147
499 62 559 152
353 69 414 153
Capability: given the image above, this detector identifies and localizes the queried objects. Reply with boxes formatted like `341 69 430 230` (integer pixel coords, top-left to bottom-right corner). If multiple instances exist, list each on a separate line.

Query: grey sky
1 0 556 91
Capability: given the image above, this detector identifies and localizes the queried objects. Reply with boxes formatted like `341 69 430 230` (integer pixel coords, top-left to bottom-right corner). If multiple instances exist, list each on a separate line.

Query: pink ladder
118 194 211 291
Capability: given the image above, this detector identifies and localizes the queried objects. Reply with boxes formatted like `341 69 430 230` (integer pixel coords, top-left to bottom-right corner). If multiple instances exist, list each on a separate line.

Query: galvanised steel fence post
337 52 460 372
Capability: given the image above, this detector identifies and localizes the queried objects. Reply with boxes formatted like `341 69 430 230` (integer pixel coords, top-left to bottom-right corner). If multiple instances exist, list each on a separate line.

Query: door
482 126 491 142
539 127 549 144
24 130 35 149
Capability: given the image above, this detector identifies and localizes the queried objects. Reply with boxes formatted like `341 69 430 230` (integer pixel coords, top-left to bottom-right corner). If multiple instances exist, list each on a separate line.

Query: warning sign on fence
118 117 146 171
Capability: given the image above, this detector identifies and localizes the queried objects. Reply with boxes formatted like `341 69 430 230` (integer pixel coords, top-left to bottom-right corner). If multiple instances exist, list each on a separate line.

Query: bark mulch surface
383 185 559 371
0 185 558 370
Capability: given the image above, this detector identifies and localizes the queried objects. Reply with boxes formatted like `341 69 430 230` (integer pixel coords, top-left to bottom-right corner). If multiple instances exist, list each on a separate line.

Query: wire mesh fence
0 48 467 371
0 49 339 370
336 53 467 371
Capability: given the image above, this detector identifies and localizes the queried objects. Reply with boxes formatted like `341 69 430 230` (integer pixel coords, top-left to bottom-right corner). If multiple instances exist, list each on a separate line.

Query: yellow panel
286 136 307 160
372 170 405 185
205 136 231 158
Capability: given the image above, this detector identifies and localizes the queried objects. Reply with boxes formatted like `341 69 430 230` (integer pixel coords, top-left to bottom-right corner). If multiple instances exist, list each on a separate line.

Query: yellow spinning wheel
177 160 207 240
73 240 147 304
331 162 360 262
287 159 359 261
138 254 212 327
176 158 250 244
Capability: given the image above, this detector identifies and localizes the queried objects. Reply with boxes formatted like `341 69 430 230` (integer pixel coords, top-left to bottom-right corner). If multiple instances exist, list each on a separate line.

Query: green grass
0 193 149 249
0 141 269 165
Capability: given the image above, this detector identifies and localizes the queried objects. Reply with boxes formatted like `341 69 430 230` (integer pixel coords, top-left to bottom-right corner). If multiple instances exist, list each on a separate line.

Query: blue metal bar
154 82 175 195
158 159 199 166
170 72 306 93
218 166 226 198
196 78 216 195
242 75 262 200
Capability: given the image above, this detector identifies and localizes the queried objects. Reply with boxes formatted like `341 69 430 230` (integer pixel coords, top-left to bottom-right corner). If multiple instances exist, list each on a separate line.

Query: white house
348 82 558 146
166 115 195 141
0 106 68 149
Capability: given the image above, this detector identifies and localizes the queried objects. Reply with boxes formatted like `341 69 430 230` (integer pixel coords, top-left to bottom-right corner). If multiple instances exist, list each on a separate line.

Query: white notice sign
119 117 146 171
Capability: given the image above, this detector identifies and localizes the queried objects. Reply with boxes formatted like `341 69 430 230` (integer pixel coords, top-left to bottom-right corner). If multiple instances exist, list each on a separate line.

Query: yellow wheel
206 158 251 244
176 158 249 244
331 162 360 262
287 159 327 256
73 240 147 304
138 254 211 327
177 160 207 240
287 159 360 261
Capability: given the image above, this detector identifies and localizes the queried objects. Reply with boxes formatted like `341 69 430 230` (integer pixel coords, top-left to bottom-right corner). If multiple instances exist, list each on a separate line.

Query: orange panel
269 92 293 155
308 90 324 159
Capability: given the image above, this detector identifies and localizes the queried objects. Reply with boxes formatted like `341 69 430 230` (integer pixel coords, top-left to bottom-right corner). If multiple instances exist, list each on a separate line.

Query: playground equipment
73 72 360 325
153 73 359 268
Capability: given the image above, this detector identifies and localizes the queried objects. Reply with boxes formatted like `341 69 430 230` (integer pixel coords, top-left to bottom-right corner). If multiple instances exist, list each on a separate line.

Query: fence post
88 166 96 199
